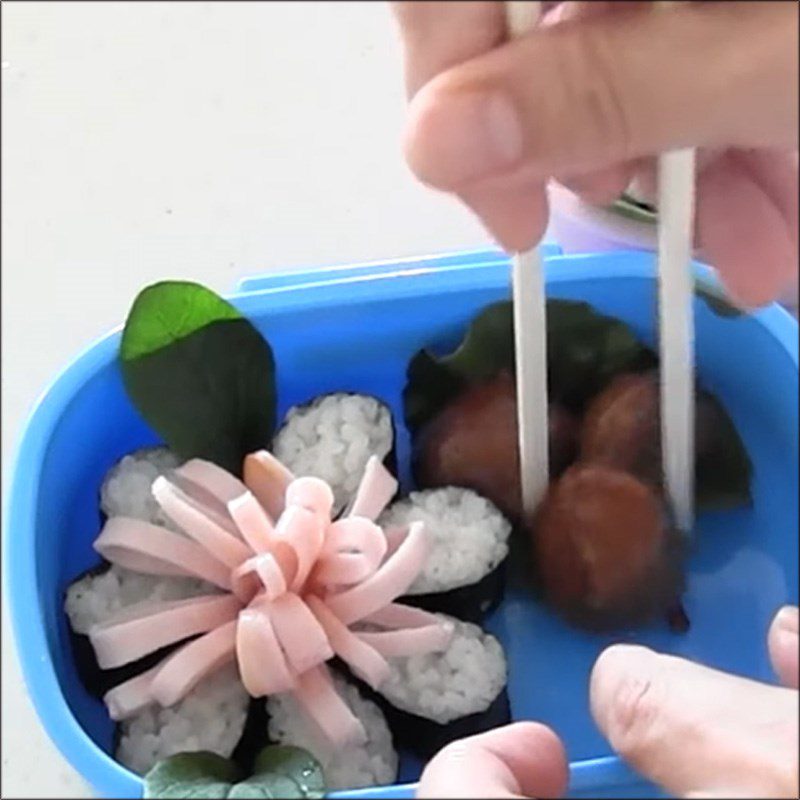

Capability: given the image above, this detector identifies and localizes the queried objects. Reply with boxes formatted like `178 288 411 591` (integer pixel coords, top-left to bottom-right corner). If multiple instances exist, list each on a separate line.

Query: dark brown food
580 372 662 486
580 371 722 493
413 372 579 520
529 463 685 631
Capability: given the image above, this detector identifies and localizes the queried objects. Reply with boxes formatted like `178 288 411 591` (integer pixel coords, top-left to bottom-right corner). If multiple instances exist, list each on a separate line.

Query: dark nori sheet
400 560 506 625
332 660 510 762
231 698 272 773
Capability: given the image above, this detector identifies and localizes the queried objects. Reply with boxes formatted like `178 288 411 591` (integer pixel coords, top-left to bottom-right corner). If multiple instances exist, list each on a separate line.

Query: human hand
392 1 798 308
590 605 799 798
416 606 798 798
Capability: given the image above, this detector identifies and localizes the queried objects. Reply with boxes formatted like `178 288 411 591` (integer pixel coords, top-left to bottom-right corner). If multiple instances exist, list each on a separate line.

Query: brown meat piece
580 372 663 486
414 372 579 520
529 463 685 631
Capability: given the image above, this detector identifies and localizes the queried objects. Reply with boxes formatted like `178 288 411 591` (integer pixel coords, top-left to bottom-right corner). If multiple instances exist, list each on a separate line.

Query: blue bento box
5 247 798 799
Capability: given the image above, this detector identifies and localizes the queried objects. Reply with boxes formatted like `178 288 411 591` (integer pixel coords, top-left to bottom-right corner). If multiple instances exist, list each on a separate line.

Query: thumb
590 645 799 799
404 2 798 191
416 722 568 799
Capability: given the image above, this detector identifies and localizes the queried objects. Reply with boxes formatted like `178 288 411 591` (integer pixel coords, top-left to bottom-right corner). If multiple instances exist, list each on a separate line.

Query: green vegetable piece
230 746 325 799
694 278 744 318
144 746 325 799
144 752 241 799
120 282 277 476
404 299 655 432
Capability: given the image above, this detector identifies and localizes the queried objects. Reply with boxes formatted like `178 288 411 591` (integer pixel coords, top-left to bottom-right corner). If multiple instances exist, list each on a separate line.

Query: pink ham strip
383 526 408 559
356 622 454 658
269 593 333 674
324 522 430 625
306 596 389 691
150 620 238 707
243 450 294 523
171 460 246 538
230 552 288 603
347 457 398 521
285 477 334 519
94 517 231 590
363 603 444 630
314 518 387 587
152 477 252 569
293 664 367 749
89 594 241 669
103 664 160 721
274 506 325 592
228 492 275 554
236 605 295 696
176 459 249 505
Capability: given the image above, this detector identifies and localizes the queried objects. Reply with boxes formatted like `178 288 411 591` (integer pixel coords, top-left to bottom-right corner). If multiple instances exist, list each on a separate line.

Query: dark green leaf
232 746 325 799
121 282 276 476
404 299 655 433
694 278 744 318
695 391 752 511
143 747 325 800
144 752 240 799
545 299 657 409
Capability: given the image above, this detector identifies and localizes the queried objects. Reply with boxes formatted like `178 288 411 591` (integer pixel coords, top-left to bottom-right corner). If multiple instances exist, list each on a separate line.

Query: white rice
116 665 248 776
65 564 214 635
373 615 507 725
267 673 398 791
67 446 243 774
274 393 393 512
100 446 182 530
378 488 511 594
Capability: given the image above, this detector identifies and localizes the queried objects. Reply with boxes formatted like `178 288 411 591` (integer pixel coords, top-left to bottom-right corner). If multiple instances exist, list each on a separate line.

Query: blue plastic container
5 248 798 799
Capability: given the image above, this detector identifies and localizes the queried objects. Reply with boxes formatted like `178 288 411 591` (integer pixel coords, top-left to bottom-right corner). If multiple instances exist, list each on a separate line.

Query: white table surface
1 3 496 797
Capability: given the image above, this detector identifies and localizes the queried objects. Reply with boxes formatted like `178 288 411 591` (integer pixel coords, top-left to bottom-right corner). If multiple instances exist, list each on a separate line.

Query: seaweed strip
400 561 506 625
231 698 272 774
331 661 510 761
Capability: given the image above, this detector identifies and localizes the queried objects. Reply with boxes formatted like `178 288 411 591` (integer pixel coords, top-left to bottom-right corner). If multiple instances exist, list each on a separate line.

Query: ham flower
88 451 453 749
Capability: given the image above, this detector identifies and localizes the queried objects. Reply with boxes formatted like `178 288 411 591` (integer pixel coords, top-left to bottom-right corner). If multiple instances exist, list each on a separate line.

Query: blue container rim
4 249 797 798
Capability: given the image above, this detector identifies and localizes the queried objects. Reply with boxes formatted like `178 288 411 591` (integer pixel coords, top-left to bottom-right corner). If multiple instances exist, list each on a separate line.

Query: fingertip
478 722 570 799
404 78 523 190
418 722 569 799
767 605 799 689
697 155 795 311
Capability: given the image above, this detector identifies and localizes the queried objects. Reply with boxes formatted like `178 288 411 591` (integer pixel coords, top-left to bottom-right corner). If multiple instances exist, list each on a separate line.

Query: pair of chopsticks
506 1 696 533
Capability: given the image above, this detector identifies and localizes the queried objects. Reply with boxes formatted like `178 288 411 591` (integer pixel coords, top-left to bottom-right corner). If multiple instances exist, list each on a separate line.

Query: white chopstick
504 1 550 516
654 0 696 535
658 148 696 534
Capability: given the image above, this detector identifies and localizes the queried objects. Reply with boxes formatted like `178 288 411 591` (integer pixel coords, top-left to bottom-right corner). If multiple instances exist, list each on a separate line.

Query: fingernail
406 90 523 188
775 605 799 637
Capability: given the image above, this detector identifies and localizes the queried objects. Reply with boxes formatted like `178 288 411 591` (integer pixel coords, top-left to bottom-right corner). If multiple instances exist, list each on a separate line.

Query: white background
2 3 494 797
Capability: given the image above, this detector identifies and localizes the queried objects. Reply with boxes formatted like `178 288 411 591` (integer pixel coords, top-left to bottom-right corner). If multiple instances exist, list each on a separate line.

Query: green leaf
695 391 752 511
143 747 325 800
144 752 241 799
120 282 276 476
230 746 325 799
121 281 242 361
404 299 656 432
694 278 744 318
